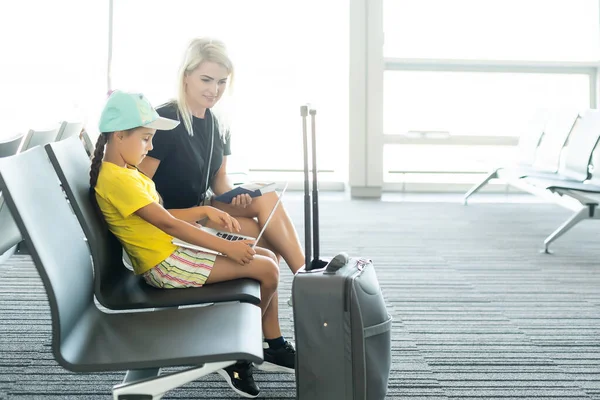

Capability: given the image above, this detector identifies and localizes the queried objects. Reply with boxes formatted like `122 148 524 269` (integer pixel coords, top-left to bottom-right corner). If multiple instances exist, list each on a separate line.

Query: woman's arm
135 202 253 264
211 156 234 196
211 156 252 208
138 156 161 179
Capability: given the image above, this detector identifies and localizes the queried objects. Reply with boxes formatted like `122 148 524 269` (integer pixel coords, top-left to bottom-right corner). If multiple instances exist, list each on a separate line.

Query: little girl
90 90 295 398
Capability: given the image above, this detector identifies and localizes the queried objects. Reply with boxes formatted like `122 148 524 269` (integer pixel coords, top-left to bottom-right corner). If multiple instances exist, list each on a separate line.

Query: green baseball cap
98 90 179 133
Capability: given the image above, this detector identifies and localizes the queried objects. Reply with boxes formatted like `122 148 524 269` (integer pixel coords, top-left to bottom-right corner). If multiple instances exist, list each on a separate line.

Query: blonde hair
176 37 234 137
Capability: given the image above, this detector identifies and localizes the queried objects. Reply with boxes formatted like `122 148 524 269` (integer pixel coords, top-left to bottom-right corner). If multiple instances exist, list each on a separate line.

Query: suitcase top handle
324 252 349 273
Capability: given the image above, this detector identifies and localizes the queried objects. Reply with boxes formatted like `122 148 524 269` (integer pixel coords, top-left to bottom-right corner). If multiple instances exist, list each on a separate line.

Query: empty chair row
0 121 84 256
465 109 600 252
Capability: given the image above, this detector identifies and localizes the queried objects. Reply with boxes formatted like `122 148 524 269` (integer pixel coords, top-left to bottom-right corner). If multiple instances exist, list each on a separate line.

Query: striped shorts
143 247 217 289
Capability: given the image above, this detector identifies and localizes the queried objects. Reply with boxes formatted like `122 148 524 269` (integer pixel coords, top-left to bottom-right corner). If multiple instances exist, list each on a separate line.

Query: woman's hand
204 206 241 232
225 240 256 265
231 193 253 209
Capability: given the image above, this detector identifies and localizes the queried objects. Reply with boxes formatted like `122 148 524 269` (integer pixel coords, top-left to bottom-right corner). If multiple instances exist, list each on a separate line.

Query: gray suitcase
292 105 392 400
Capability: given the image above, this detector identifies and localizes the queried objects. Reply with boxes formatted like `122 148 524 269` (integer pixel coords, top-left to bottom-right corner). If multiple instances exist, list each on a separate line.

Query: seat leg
122 368 161 384
112 361 234 400
464 169 499 205
543 206 590 253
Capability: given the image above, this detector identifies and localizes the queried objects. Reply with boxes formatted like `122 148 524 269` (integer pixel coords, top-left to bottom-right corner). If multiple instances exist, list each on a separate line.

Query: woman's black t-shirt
147 102 231 209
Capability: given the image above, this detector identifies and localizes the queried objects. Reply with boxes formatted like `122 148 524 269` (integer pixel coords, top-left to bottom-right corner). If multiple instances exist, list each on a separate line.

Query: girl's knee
256 256 279 290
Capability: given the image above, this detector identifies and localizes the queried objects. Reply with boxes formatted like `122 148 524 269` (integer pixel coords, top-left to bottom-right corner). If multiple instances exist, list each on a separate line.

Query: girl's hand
204 207 241 232
225 240 256 265
231 193 253 209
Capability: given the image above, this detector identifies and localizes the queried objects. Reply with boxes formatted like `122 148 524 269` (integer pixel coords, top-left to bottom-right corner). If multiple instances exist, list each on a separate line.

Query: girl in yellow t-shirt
90 90 295 397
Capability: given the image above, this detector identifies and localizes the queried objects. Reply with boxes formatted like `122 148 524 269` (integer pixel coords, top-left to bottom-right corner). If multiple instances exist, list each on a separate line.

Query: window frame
349 0 600 196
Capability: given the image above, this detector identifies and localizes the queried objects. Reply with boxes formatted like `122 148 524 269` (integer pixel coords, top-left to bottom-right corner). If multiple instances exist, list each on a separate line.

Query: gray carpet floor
1 196 600 399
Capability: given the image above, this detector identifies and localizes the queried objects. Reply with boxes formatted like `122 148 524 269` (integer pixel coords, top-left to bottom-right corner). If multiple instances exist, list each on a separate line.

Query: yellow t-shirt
95 161 177 275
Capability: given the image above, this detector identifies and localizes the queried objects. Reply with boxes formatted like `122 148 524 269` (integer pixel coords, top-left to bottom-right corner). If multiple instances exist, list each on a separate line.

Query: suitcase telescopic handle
301 105 312 270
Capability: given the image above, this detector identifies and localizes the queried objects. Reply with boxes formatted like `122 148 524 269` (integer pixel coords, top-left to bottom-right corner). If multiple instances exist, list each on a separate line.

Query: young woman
137 37 306 277
91 90 294 398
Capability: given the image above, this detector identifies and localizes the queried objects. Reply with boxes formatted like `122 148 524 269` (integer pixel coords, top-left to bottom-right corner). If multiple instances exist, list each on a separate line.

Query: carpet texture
1 197 599 399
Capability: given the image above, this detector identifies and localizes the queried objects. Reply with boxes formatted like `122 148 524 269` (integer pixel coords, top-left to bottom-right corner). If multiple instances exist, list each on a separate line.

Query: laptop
172 182 288 255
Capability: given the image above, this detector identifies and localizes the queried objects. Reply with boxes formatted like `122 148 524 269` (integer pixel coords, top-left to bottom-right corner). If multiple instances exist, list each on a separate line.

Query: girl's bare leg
206 249 281 338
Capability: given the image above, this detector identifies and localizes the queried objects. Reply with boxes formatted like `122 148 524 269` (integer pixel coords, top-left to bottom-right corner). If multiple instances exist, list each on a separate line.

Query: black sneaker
255 341 296 373
217 361 260 398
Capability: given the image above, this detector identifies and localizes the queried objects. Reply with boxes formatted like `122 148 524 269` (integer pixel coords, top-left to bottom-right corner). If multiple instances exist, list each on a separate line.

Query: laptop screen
252 182 288 249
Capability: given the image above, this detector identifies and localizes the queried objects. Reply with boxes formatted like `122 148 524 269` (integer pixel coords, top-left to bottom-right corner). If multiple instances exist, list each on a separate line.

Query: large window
378 0 599 188
384 71 590 136
384 144 515 183
112 0 349 182
383 0 599 61
0 0 108 140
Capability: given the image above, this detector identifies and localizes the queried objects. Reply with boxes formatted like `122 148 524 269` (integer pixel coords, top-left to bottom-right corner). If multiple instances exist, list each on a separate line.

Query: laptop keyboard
216 232 246 241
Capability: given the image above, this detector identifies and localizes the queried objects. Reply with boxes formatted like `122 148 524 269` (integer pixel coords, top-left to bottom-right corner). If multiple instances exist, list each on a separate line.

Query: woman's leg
213 192 305 273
